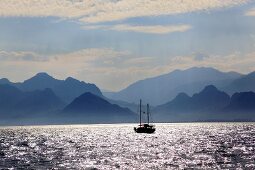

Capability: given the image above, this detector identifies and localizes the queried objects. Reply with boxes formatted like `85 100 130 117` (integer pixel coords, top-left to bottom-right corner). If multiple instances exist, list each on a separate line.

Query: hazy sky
0 0 255 91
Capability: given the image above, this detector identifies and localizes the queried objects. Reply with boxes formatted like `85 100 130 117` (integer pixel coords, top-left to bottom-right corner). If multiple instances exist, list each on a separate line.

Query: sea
0 123 254 169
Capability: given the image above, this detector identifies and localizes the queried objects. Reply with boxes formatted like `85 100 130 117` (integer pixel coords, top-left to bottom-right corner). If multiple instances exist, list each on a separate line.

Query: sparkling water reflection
0 123 254 169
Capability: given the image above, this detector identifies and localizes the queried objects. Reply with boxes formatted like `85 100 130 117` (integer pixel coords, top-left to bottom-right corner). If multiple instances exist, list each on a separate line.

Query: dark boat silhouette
134 99 155 133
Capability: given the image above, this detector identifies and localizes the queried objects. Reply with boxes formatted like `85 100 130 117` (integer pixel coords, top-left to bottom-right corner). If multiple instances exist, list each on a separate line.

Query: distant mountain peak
225 91 255 111
78 92 98 98
74 92 104 104
65 77 80 83
246 71 255 77
106 66 242 105
175 92 190 100
0 78 10 81
35 72 52 77
28 72 56 81
196 85 227 98
62 92 135 123
232 91 255 99
0 78 11 84
203 85 218 91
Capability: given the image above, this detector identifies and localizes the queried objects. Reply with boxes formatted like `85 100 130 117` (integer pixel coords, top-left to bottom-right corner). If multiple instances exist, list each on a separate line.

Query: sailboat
134 99 155 133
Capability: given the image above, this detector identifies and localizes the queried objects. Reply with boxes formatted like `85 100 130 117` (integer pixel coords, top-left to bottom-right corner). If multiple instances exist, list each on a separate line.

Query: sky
0 0 255 91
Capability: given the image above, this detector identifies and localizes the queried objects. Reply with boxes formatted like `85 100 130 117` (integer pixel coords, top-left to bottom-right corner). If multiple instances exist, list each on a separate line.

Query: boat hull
134 127 155 134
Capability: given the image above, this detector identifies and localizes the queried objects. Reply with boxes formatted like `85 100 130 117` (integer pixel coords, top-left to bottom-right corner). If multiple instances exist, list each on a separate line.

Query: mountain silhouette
0 78 12 85
0 84 24 111
54 77 102 103
224 72 255 95
191 85 230 110
1 69 255 125
0 73 102 103
155 85 230 114
0 84 65 119
17 73 59 91
104 67 241 105
154 85 231 122
225 91 255 111
62 92 136 123
15 88 65 114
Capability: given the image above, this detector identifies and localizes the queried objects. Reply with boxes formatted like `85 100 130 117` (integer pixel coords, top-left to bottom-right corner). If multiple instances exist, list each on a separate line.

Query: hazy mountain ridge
225 91 255 112
154 85 255 122
0 84 65 119
0 73 102 103
224 72 255 95
104 67 242 105
0 67 255 125
0 73 137 124
0 84 136 124
155 85 230 113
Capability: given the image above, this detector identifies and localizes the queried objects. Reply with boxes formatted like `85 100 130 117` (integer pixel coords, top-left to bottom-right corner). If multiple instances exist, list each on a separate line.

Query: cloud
0 48 157 90
0 0 249 23
83 24 191 34
0 48 133 72
192 52 210 61
0 48 130 70
245 7 255 16
79 0 249 23
165 52 255 74
54 48 130 62
0 50 48 62
110 24 191 34
124 57 155 65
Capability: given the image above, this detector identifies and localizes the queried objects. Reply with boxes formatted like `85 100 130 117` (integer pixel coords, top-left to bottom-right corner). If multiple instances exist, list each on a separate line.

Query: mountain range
223 72 255 95
0 84 65 119
0 67 255 125
0 73 102 103
104 67 242 105
153 85 255 122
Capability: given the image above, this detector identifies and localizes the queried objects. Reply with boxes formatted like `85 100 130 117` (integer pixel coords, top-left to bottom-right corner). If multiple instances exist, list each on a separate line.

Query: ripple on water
0 123 254 169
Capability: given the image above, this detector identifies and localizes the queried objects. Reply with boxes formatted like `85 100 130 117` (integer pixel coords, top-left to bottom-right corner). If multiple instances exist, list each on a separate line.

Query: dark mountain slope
15 88 65 114
153 85 231 122
62 92 136 123
0 84 24 111
225 91 255 111
155 85 230 114
0 84 65 119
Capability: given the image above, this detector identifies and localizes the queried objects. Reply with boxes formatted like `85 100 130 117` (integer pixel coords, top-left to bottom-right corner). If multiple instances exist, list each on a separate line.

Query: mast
147 104 150 124
139 99 142 126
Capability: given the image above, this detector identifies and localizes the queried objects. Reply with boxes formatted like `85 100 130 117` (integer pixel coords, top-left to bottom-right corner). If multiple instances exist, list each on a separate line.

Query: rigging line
150 110 153 123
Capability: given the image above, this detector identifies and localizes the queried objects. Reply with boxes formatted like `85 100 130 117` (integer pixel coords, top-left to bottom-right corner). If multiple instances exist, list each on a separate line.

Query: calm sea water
0 123 254 169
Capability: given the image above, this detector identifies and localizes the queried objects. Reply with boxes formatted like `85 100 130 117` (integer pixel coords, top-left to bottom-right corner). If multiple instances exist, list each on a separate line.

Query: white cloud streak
0 0 249 23
83 24 192 34
110 24 192 34
165 52 255 74
0 50 48 62
245 7 255 16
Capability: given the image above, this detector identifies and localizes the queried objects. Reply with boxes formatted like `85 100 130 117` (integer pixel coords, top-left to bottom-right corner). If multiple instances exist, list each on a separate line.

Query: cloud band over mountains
0 0 249 23
1 48 255 90
83 24 192 34
245 7 255 16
